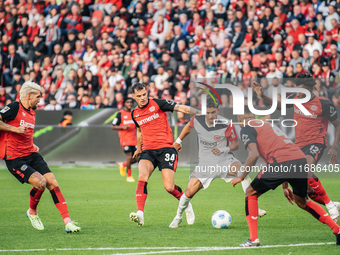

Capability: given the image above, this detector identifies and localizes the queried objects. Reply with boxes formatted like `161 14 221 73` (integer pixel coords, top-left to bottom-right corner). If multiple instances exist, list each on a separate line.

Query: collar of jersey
20 101 31 112
138 99 150 109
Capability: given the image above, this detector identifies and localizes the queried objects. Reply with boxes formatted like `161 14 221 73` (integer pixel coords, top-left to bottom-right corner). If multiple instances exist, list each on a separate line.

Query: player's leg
305 153 339 221
130 159 155 226
169 177 203 228
125 151 134 182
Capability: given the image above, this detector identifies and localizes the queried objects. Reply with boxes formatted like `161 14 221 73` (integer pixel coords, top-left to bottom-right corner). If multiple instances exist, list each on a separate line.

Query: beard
32 105 37 110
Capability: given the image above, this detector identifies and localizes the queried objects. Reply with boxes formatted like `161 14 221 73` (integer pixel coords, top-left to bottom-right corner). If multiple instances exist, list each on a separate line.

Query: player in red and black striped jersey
0 82 80 233
252 74 340 221
232 108 340 247
129 83 199 226
112 98 138 182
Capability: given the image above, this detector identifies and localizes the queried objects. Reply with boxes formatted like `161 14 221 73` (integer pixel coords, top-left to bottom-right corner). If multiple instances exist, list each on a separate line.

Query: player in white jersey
169 99 266 228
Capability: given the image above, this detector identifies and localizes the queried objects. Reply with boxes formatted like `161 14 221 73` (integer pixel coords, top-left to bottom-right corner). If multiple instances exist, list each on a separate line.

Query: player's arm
282 181 295 205
132 127 143 159
251 81 282 111
111 112 128 130
173 121 193 152
173 104 200 115
0 116 26 134
212 124 239 155
0 104 27 134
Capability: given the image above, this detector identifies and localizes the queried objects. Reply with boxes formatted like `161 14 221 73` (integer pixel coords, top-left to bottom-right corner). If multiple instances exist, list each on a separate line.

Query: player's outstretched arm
112 125 129 130
173 104 200 115
173 122 193 152
133 127 143 159
231 143 259 187
329 118 340 164
0 116 27 134
251 81 281 110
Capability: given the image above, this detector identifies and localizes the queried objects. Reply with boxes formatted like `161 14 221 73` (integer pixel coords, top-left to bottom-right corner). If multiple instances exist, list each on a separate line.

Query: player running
0 82 80 233
112 98 138 182
169 99 266 228
129 83 198 226
252 73 340 221
232 107 340 247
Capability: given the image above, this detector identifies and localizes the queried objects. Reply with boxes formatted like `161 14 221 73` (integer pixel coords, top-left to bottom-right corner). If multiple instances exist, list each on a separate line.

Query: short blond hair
20 82 41 100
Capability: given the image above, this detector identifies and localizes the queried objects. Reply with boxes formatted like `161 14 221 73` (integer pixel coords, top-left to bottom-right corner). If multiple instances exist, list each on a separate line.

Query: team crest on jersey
214 135 221 141
149 106 155 112
311 105 317 111
0 106 10 113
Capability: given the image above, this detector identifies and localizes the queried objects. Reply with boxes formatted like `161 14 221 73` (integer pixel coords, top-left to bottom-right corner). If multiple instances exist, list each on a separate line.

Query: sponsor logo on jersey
200 139 217 147
124 115 128 119
136 113 159 126
22 112 26 116
214 135 221 141
294 108 317 118
149 106 155 112
20 120 35 129
123 120 135 125
311 105 317 111
21 165 28 171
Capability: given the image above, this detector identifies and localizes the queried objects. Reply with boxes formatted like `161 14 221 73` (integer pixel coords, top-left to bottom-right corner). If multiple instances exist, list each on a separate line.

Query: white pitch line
0 243 335 253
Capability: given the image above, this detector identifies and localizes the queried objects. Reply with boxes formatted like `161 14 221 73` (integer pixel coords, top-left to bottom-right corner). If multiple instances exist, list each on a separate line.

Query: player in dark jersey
0 82 80 233
112 98 138 182
252 73 340 221
129 83 199 226
232 107 340 247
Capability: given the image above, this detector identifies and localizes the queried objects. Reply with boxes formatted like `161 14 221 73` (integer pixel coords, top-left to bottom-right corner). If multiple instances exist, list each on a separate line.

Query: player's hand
34 144 40 152
122 126 129 130
328 147 338 164
283 187 295 205
172 142 182 152
211 148 222 156
231 177 243 187
16 126 27 134
251 81 263 97
133 149 141 159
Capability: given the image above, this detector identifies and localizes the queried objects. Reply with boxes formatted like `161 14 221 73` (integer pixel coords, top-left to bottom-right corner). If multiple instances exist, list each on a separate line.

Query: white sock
241 176 252 194
177 194 191 218
325 201 335 210
137 210 144 216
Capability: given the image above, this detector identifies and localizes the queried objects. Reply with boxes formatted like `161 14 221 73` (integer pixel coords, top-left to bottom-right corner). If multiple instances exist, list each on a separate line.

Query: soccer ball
211 210 232 229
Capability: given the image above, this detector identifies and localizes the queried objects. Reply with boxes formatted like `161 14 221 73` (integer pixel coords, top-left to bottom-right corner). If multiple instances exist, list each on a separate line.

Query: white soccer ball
211 210 232 229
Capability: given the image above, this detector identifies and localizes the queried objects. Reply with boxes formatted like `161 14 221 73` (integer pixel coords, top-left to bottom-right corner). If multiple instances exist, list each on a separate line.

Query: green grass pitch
0 165 339 255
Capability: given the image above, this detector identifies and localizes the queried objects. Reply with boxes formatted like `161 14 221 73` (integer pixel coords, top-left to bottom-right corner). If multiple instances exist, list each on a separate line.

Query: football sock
241 176 252 193
176 194 191 217
308 177 331 205
127 169 132 177
246 196 259 241
136 181 147 212
29 187 45 215
50 187 71 225
305 200 340 234
308 193 325 205
168 185 183 200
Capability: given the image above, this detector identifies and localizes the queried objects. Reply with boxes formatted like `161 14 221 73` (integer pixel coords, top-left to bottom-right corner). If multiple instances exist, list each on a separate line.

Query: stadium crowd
1 0 340 111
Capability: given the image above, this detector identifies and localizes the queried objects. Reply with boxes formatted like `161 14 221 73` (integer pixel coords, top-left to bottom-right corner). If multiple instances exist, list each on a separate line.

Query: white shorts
190 154 240 190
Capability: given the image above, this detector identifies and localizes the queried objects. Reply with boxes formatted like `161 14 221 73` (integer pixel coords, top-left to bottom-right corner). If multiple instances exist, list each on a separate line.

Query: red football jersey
132 98 175 150
289 94 338 148
112 109 137 147
0 102 37 160
241 121 306 164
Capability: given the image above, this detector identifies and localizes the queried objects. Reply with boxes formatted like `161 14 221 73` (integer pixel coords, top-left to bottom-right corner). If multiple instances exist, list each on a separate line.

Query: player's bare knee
245 186 258 197
164 183 175 193
36 177 47 190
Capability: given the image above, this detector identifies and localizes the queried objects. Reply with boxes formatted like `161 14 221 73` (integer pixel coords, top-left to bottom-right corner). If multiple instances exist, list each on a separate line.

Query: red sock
308 177 331 204
122 161 127 167
50 187 70 224
305 200 340 234
136 181 147 212
246 196 259 241
127 169 132 177
168 185 183 200
309 193 325 205
29 187 45 215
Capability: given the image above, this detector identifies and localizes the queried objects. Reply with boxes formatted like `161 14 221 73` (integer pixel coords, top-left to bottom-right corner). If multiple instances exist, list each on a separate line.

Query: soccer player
252 74 340 221
129 83 198 226
0 82 80 233
232 108 340 247
112 98 138 182
169 99 266 228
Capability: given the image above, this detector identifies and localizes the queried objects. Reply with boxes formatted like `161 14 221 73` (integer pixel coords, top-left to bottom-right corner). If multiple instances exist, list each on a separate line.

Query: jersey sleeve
189 115 196 128
285 93 297 109
131 110 140 128
0 102 20 122
240 125 258 149
225 124 238 141
320 99 338 122
153 98 176 112
112 112 121 126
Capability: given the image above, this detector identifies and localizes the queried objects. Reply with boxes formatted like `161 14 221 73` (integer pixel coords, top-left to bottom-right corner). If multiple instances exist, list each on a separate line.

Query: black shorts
301 143 326 163
122 145 137 154
5 153 51 184
139 147 178 171
251 158 308 198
